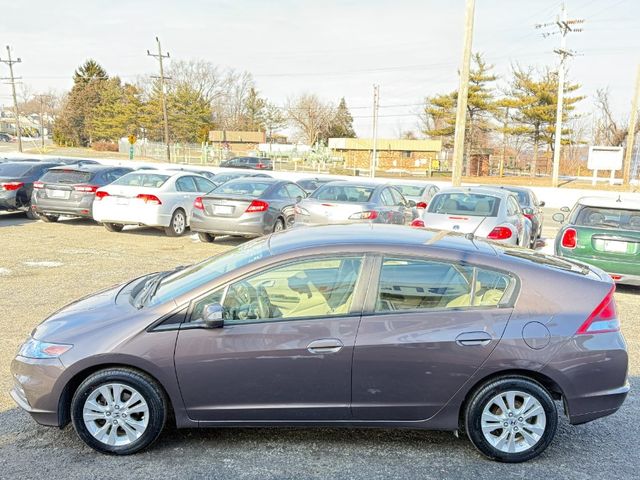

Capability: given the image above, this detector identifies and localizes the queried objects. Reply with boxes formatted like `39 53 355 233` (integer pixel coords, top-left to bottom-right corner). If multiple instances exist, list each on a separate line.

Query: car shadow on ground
0 211 31 227
617 284 640 295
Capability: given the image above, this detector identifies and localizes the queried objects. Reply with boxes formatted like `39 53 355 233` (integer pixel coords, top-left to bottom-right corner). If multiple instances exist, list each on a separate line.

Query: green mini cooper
554 196 640 286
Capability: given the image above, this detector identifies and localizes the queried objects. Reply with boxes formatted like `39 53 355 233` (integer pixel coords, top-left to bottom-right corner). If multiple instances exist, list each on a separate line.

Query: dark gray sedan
294 181 414 226
32 164 133 222
10 225 628 461
0 161 62 219
190 177 307 242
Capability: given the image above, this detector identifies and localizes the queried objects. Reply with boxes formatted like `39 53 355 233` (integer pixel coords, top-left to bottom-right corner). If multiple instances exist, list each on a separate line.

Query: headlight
18 338 72 359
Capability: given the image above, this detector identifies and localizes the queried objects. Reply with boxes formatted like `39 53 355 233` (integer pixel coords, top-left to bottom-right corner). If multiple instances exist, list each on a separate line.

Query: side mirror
296 195 303 203
560 206 570 213
538 201 546 207
552 213 565 223
408 200 416 207
202 303 224 328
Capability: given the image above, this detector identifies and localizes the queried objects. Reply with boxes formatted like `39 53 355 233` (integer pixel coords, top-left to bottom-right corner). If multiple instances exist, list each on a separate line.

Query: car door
505 195 525 244
174 254 370 422
378 188 397 224
390 187 413 225
351 255 514 421
285 183 307 226
175 176 202 217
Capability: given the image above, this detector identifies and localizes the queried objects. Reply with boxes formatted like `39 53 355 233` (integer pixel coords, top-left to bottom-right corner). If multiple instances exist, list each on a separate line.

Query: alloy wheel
480 390 546 454
172 212 185 235
82 383 149 447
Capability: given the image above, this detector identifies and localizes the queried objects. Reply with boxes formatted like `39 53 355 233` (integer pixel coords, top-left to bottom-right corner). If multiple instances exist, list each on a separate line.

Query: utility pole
0 46 23 152
623 64 640 186
147 37 171 162
451 0 475 187
370 84 380 178
500 106 509 178
537 3 583 187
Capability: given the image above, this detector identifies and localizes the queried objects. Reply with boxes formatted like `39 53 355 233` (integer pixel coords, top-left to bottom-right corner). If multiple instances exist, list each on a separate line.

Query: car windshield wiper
134 265 186 309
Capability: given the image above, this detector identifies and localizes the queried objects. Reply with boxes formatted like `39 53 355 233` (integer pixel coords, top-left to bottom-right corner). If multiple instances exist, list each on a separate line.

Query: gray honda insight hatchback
11 225 629 462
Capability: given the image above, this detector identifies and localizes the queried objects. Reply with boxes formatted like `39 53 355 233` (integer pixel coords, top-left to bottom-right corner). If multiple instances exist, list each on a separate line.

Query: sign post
128 134 137 160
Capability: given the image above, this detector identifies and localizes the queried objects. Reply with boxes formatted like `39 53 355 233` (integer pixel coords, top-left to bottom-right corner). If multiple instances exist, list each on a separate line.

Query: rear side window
575 206 640 231
40 170 92 184
312 184 375 203
175 176 198 192
428 193 500 217
375 257 511 312
506 196 520 216
194 176 215 192
0 163 34 177
112 173 169 188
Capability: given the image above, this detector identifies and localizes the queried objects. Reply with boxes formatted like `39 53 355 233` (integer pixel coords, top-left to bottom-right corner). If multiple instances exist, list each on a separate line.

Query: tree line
52 59 356 147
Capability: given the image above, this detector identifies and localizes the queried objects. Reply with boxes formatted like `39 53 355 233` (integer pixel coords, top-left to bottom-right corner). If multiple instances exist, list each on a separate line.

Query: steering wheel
255 285 272 319
228 281 272 320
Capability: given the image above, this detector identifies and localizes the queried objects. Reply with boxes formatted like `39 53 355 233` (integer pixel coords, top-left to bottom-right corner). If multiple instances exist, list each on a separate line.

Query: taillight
33 181 44 190
576 286 619 335
416 202 428 209
487 226 512 240
136 194 162 205
95 191 110 200
194 196 204 210
1 182 24 191
411 219 425 228
256 163 266 169
245 199 269 213
561 228 577 249
74 185 98 193
349 210 378 220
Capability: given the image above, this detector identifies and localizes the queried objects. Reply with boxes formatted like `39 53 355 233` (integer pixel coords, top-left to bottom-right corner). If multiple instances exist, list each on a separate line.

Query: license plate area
116 197 130 205
603 240 628 253
213 205 234 215
47 189 70 199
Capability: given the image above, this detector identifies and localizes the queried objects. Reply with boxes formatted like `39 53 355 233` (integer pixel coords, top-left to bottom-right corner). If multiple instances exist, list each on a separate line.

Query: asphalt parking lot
0 210 638 480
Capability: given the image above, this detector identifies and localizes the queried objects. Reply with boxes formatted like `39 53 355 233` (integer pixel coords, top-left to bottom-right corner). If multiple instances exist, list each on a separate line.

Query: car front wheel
465 376 557 463
104 223 124 232
70 368 167 455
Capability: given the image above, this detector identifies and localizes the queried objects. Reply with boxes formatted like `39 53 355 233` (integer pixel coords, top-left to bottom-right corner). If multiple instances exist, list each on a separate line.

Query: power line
0 45 23 152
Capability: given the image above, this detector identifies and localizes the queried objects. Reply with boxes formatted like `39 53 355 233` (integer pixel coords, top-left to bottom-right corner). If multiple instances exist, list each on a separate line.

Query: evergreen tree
88 78 142 141
326 97 355 138
240 87 267 131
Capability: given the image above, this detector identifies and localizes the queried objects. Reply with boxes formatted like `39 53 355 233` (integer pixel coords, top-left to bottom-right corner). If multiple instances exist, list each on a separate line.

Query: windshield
214 181 271 196
428 193 500 217
575 206 640 231
40 169 92 184
312 184 375 203
393 185 427 197
147 238 270 306
0 163 35 177
112 173 170 188
505 189 530 206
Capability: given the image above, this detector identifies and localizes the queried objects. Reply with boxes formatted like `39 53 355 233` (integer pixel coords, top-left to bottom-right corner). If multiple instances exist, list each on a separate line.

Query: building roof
328 138 442 152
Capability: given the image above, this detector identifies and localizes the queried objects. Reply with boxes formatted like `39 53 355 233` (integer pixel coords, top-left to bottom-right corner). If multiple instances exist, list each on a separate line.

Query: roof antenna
616 195 622 203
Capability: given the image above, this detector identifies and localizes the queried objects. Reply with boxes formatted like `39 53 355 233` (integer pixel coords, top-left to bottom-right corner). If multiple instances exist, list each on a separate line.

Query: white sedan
92 170 216 236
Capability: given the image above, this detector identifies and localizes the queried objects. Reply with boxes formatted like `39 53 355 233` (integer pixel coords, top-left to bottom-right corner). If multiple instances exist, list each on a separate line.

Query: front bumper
10 355 66 427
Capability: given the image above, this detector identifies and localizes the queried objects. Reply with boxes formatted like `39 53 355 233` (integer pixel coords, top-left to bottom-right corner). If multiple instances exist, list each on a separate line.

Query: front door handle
455 331 493 346
307 338 344 354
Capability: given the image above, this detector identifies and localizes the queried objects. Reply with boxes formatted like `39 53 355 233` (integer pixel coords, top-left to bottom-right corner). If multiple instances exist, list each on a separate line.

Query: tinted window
389 188 407 206
218 256 363 323
575 206 640 231
175 176 198 192
40 169 92 184
428 193 500 217
297 179 319 191
194 176 215 192
271 185 290 200
394 185 426 197
313 184 375 203
112 173 169 188
215 180 272 196
285 184 306 199
380 189 395 206
0 163 35 177
375 257 509 311
213 173 243 184
506 196 520 216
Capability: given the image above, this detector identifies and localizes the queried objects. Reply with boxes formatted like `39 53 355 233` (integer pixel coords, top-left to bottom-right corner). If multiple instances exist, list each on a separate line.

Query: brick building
208 130 266 152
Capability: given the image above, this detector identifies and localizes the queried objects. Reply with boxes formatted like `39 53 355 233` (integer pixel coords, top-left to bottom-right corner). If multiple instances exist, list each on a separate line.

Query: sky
0 0 638 138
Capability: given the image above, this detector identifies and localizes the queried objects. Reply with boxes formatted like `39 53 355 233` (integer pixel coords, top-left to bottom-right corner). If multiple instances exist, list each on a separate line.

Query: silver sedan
416 186 532 247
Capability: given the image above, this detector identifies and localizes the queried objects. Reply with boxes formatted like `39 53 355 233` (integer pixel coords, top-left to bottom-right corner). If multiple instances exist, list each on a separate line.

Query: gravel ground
0 211 638 480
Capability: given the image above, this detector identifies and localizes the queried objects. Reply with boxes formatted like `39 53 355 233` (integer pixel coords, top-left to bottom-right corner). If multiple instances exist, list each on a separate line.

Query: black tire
198 232 215 243
273 217 285 233
25 207 39 220
104 222 124 232
70 368 167 455
165 209 187 237
40 214 59 223
465 376 557 463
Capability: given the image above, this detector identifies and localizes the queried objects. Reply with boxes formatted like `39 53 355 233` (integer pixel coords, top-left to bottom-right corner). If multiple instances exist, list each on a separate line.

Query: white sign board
588 146 623 171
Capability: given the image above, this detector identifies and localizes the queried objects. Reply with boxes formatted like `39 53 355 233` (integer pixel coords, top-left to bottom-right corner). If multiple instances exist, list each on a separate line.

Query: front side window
195 256 364 324
375 257 510 312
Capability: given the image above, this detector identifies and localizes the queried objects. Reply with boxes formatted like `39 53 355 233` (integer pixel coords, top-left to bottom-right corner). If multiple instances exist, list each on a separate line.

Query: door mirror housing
202 303 224 328
552 213 565 223
538 200 546 207
296 195 303 203
560 206 570 213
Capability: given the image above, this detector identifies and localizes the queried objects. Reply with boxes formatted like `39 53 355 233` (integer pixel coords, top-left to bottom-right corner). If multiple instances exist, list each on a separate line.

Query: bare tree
285 94 335 145
167 59 228 104
592 88 636 146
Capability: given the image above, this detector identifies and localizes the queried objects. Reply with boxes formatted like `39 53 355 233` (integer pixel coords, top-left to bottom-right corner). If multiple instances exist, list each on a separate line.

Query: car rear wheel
40 214 59 223
165 209 186 237
25 207 39 220
104 223 124 233
465 376 557 463
70 368 167 455
273 217 285 233
198 232 215 243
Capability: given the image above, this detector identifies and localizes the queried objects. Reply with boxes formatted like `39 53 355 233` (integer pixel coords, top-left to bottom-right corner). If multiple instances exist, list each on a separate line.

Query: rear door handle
307 338 344 354
455 331 493 346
